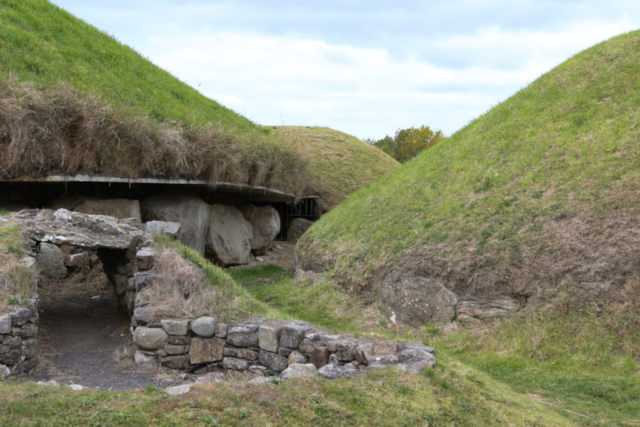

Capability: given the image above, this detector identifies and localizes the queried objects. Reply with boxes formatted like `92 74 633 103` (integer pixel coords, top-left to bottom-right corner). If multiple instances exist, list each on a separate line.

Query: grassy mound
0 0 310 195
273 127 400 210
299 31 640 319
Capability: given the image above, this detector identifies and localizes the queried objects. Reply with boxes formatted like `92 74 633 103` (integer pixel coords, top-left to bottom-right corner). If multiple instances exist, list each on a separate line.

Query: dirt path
32 271 179 391
229 241 296 271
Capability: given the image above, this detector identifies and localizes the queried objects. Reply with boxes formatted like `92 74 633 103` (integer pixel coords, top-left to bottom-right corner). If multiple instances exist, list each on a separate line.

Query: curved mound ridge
298 31 640 325
273 127 400 210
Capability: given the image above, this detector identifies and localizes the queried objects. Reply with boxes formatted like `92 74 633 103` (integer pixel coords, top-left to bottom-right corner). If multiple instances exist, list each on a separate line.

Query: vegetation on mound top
0 80 310 196
0 0 254 132
300 30 640 299
273 126 400 210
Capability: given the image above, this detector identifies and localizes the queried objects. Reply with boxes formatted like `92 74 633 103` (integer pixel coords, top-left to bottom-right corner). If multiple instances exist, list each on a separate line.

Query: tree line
364 125 444 163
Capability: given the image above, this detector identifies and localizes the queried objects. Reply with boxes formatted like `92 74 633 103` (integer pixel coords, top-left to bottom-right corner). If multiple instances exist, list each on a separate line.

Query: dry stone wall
133 315 437 379
0 301 39 377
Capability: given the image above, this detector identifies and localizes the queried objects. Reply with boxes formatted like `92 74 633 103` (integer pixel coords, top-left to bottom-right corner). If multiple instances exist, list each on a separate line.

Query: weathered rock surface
223 357 252 370
191 316 217 338
281 320 310 348
206 204 253 265
190 337 225 364
134 350 157 370
379 276 458 326
36 242 68 279
141 192 209 254
456 297 521 323
287 218 314 242
165 384 191 396
226 324 259 348
0 314 11 334
15 209 146 251
145 221 181 237
280 363 317 379
248 205 280 255
258 322 283 353
259 350 288 372
161 319 190 336
133 327 169 350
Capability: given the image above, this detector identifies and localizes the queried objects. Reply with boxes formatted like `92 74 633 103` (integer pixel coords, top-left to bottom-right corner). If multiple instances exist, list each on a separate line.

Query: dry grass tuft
0 222 37 311
0 79 311 197
140 248 218 321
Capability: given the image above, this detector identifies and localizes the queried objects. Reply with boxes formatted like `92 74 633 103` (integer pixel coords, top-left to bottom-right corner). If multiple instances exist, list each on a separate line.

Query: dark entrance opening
274 197 319 240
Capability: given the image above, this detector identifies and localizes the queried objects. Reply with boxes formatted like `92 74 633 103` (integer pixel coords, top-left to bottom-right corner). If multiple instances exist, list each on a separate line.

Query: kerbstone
259 350 288 372
227 324 259 347
189 337 225 364
280 320 310 348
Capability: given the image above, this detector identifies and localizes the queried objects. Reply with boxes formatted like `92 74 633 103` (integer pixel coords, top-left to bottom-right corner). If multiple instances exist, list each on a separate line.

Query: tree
365 125 444 163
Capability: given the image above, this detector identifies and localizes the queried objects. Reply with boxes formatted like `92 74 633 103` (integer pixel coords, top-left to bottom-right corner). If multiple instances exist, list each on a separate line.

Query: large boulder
206 205 252 265
287 218 314 242
248 205 280 255
141 192 209 254
378 276 458 326
51 195 141 220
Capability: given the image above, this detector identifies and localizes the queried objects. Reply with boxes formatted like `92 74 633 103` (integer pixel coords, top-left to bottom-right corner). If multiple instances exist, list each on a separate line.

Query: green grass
0 0 256 133
274 127 400 210
229 265 640 425
300 30 640 284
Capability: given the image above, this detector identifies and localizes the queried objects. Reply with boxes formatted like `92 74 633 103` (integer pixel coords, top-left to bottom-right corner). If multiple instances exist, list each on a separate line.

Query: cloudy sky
51 1 640 140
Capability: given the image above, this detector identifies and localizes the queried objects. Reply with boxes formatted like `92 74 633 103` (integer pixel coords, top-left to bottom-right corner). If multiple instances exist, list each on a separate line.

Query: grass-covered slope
274 126 400 210
0 0 253 131
299 31 640 317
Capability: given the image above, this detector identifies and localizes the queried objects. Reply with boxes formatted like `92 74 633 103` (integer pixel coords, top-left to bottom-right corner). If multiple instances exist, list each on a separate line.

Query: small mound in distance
273 126 400 211
298 31 640 325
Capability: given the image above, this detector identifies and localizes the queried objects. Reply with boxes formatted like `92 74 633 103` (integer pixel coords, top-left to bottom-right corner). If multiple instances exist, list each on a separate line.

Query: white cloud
143 18 638 139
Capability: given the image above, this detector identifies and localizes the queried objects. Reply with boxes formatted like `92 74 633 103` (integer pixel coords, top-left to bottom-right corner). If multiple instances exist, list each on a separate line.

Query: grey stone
379 275 458 326
396 347 437 370
21 338 38 359
368 355 399 366
248 205 280 255
280 320 310 348
397 341 435 355
195 372 225 384
0 315 11 334
36 243 68 279
355 342 374 365
133 307 153 325
287 218 314 242
133 327 169 350
318 363 346 380
206 204 253 265
457 297 521 323
141 192 210 254
20 256 39 272
191 316 217 338
396 358 436 373
131 272 156 292
12 324 36 337
13 358 37 374
113 274 129 294
238 203 256 221
165 345 189 355
0 364 9 378
134 350 157 370
259 350 288 372
336 341 357 362
64 252 89 268
161 319 190 336
165 384 191 395
278 347 292 357
227 324 259 347
223 357 251 370
160 355 190 370
169 336 191 346
145 221 182 237
215 323 227 338
189 337 225 364
280 363 317 379
0 349 21 365
15 209 145 252
2 336 21 348
372 340 398 356
249 376 277 384
52 196 142 220
258 322 283 353
223 347 258 361
136 247 155 271
288 351 307 366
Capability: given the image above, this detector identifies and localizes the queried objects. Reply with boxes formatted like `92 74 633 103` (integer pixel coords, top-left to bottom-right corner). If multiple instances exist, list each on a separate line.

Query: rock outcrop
141 192 209 254
206 205 252 265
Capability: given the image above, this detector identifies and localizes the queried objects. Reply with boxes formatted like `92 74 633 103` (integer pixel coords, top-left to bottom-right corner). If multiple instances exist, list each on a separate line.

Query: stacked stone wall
0 303 39 377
